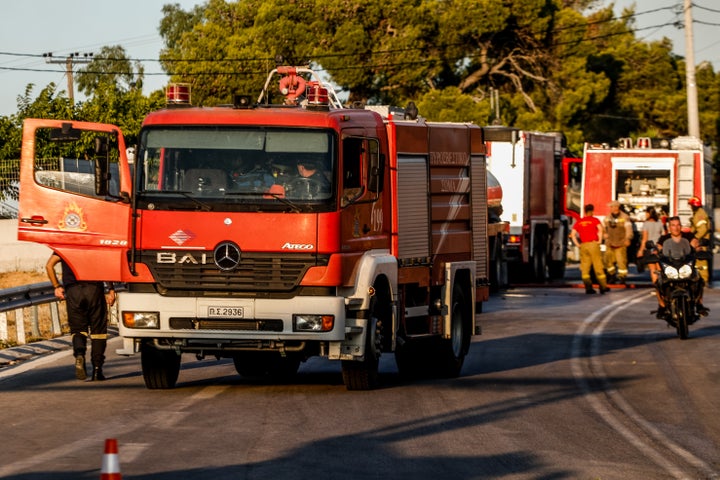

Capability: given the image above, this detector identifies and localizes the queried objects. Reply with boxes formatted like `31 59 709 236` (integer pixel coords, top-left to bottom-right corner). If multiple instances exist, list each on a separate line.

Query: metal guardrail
0 281 56 313
0 281 61 345
0 281 122 346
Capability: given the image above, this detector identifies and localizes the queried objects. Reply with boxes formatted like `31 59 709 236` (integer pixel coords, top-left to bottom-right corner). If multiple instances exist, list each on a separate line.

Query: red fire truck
582 136 713 252
17 66 492 390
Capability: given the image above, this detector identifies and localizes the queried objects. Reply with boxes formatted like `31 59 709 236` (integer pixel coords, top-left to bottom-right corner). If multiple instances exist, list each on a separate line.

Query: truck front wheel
141 341 181 389
341 285 390 390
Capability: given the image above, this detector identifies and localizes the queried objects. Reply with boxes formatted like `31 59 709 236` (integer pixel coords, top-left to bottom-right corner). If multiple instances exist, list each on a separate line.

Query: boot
91 364 105 381
75 355 87 380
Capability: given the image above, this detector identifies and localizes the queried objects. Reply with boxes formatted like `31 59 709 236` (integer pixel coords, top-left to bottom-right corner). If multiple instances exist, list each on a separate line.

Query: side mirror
49 122 82 142
369 152 384 194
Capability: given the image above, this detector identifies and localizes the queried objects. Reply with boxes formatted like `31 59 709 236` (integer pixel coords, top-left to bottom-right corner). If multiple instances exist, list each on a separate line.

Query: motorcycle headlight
678 264 693 279
663 265 679 279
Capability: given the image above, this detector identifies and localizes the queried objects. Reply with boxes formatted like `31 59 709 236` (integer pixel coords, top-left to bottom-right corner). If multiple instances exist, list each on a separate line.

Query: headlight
122 311 160 329
293 314 334 332
678 264 693 279
663 265 679 279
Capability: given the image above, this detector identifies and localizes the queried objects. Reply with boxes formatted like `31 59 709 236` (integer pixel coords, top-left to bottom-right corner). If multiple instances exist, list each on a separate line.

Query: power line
693 1 720 14
0 5 713 78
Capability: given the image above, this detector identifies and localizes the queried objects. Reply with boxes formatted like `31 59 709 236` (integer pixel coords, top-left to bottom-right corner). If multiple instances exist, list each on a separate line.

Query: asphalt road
0 270 718 479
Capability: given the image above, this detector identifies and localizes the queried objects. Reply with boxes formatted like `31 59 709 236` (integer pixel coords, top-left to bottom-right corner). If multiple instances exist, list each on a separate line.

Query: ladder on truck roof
672 136 703 222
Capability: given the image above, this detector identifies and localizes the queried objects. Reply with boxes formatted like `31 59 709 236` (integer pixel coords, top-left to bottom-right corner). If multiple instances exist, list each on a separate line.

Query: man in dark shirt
287 159 331 199
46 253 116 381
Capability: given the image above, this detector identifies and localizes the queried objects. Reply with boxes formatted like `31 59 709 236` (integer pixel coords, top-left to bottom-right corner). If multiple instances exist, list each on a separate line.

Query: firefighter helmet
688 196 702 207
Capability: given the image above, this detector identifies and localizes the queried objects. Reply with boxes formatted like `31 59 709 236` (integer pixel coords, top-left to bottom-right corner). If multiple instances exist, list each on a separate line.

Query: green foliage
0 0 719 167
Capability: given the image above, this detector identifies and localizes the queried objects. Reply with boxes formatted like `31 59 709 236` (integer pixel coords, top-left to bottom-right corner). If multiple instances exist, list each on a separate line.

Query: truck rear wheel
141 341 181 389
436 284 471 377
532 235 548 282
489 234 507 292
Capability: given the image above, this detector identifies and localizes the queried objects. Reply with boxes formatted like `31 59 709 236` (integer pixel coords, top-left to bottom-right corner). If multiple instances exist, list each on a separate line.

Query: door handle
20 216 49 225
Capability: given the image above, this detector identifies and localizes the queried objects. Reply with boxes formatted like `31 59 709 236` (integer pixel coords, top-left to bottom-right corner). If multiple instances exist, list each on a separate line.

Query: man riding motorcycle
654 216 709 319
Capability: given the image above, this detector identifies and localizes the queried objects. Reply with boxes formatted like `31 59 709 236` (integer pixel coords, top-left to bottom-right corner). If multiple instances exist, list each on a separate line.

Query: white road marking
571 290 719 479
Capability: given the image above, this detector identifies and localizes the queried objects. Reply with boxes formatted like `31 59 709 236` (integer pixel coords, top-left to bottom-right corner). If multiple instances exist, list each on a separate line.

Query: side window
34 128 120 199
341 136 383 207
342 137 363 190
367 138 383 194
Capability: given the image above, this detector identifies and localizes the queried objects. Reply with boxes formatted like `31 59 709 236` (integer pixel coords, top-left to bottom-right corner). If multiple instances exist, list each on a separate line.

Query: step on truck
17 66 492 390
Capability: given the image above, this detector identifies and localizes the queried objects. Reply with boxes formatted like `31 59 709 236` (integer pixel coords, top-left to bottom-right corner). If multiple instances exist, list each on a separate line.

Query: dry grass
0 271 48 289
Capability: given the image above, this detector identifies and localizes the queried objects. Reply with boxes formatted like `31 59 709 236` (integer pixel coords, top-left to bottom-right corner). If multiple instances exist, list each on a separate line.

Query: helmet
688 196 702 207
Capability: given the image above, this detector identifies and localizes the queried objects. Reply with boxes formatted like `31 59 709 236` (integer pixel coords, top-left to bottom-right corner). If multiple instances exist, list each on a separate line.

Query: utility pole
684 0 700 138
42 52 93 105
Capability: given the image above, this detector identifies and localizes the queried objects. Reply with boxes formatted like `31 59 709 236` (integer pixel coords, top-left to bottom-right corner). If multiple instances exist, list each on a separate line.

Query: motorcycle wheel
672 297 690 340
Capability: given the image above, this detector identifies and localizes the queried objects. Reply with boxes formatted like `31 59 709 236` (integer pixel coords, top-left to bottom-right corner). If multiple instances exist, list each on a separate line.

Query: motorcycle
642 241 710 340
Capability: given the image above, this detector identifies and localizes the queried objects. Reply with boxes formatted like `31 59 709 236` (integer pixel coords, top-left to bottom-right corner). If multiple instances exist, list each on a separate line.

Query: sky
0 0 200 116
0 1 719 118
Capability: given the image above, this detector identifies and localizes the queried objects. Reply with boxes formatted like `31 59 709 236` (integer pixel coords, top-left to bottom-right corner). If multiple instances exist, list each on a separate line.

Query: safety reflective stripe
90 333 108 340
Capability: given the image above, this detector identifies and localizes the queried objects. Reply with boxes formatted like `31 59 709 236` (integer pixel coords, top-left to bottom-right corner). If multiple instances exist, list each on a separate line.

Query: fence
0 281 119 346
0 159 19 219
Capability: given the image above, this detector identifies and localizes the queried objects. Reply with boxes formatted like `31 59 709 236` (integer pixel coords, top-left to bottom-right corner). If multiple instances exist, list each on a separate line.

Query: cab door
17 119 133 282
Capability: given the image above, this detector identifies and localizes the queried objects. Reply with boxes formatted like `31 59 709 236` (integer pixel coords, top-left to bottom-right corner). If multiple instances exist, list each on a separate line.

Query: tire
673 297 690 340
489 234 508 292
532 243 547 283
436 283 471 378
341 284 390 390
233 352 301 383
141 341 181 389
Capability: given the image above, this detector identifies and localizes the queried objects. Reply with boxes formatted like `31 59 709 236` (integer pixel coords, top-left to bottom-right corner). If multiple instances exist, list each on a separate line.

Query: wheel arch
444 261 475 342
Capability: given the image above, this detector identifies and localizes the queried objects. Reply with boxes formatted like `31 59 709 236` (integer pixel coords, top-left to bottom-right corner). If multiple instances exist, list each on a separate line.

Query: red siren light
636 137 651 148
306 82 329 106
166 83 191 104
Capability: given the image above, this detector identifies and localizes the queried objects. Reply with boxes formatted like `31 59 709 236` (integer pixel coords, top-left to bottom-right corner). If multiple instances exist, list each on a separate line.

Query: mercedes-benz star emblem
213 241 241 271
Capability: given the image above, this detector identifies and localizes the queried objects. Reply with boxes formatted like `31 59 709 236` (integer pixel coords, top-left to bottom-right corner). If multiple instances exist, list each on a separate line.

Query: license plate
207 306 244 318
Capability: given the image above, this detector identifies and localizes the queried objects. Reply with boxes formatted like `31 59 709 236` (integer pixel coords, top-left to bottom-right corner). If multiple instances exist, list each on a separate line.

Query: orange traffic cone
100 438 121 479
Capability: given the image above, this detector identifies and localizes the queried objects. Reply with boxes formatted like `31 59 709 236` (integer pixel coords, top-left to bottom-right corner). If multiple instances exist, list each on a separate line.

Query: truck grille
169 317 284 331
139 251 327 292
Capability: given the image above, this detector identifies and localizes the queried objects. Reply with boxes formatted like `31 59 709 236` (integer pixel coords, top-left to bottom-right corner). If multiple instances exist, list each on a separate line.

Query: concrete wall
0 219 51 273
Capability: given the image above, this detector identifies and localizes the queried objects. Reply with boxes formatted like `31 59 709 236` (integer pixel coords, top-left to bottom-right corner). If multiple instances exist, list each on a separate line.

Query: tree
76 45 143 96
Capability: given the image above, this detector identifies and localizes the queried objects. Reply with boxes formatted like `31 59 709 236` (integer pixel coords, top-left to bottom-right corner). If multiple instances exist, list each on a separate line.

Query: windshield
135 126 336 211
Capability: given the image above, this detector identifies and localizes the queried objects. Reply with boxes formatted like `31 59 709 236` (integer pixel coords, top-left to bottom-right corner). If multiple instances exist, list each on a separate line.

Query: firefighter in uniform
46 253 116 381
688 196 712 286
603 200 634 284
571 204 610 294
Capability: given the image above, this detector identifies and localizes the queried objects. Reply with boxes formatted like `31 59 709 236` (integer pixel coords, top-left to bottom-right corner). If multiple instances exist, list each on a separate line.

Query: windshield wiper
143 190 213 211
224 190 301 213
